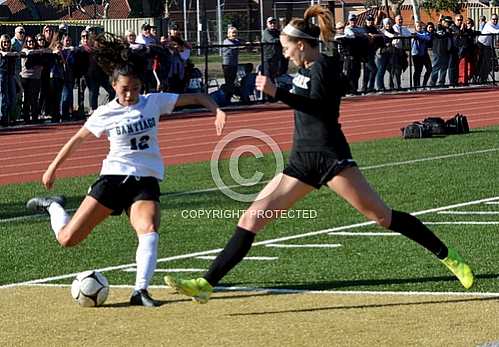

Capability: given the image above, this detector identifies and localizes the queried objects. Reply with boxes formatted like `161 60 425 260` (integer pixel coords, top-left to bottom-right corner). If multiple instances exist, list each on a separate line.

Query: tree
422 0 462 14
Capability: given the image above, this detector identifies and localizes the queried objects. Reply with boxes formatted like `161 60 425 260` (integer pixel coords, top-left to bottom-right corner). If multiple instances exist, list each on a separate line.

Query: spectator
430 16 453 87
477 14 499 83
136 24 157 46
447 15 463 85
411 21 432 87
376 17 395 91
479 16 487 31
363 14 382 92
46 40 65 122
457 18 478 85
343 13 368 93
391 15 411 90
262 16 284 81
150 26 159 45
125 30 142 49
11 26 25 122
39 26 54 118
61 34 76 120
0 35 17 126
165 24 192 93
20 36 44 123
222 26 241 102
42 26 54 47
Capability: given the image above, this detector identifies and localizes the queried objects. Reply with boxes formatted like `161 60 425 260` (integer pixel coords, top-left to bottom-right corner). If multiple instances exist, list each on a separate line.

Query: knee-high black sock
389 210 448 259
204 226 256 286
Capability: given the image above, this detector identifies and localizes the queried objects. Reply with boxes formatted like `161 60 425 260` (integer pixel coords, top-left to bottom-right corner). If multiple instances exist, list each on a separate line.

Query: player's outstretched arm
175 93 226 135
43 127 92 190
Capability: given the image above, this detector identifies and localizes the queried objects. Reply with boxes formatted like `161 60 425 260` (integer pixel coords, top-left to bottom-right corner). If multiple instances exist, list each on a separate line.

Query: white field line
484 202 499 205
265 244 342 248
122 268 206 273
2 195 499 289
18 283 499 298
328 232 401 236
196 256 278 260
437 211 499 215
2 146 499 225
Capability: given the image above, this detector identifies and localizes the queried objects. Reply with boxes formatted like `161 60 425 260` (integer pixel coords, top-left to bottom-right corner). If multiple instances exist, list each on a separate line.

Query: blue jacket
411 31 432 56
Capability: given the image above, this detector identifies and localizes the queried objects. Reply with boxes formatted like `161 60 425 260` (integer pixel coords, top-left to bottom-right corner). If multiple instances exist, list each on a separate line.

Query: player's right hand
42 169 56 190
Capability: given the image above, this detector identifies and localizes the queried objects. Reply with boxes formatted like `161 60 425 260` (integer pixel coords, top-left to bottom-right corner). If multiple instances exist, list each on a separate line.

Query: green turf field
1 126 498 295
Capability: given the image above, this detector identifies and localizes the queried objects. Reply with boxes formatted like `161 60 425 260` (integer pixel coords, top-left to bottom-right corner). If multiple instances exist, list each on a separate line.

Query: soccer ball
71 270 109 307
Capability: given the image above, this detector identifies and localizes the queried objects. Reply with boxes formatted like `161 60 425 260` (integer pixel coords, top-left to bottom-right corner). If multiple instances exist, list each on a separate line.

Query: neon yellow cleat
441 247 474 289
164 276 213 304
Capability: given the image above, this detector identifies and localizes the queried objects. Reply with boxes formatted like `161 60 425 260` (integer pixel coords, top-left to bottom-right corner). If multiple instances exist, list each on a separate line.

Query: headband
282 24 319 41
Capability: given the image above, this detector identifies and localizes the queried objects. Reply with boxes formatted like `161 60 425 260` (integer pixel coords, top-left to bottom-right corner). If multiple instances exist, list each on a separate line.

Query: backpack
422 117 447 135
401 122 432 139
445 113 469 134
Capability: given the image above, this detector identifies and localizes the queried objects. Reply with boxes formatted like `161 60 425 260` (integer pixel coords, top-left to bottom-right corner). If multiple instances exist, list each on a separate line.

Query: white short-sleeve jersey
84 93 179 180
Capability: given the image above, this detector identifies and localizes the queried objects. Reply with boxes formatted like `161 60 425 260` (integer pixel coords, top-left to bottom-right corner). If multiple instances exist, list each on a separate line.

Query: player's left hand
215 109 226 135
255 74 277 97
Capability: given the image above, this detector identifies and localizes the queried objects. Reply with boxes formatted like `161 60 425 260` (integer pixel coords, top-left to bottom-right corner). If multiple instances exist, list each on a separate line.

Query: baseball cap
366 14 374 21
267 16 276 23
382 17 391 25
59 23 68 31
348 13 357 21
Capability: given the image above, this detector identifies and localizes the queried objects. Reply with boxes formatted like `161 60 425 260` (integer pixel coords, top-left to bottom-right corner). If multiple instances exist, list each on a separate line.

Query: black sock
389 210 448 259
204 226 256 286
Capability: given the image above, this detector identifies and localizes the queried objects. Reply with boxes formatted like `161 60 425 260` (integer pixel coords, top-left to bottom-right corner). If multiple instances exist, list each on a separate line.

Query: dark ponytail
92 32 146 82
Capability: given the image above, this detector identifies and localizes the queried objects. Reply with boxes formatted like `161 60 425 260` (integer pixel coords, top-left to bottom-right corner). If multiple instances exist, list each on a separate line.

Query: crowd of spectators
334 12 499 94
0 22 195 127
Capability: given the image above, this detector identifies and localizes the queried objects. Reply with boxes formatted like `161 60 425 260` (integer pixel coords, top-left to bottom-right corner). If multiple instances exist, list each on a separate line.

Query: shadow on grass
225 273 499 292
225 295 499 317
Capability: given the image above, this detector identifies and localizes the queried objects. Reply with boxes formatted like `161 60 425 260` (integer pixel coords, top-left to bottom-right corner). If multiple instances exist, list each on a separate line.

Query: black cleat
130 289 159 307
26 196 66 213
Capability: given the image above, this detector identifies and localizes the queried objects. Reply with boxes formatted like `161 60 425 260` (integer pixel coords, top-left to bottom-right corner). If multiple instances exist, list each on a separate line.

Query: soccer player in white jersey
26 34 226 307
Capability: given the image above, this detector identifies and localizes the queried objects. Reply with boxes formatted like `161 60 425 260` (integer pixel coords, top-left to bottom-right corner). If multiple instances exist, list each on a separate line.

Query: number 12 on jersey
130 135 150 150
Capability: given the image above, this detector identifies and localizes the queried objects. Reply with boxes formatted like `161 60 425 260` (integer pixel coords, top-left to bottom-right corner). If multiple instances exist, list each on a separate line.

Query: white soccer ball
71 270 109 307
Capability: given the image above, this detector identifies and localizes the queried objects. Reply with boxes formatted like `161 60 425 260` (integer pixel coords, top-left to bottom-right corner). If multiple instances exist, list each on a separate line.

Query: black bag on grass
401 122 432 139
445 113 469 134
423 117 446 135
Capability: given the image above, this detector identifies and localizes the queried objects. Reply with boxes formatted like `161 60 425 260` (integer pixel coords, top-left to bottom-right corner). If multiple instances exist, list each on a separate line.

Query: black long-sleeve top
275 53 348 154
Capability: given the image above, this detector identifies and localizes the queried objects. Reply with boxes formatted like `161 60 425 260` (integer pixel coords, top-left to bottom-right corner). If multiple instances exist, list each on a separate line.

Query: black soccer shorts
283 151 357 189
88 175 160 215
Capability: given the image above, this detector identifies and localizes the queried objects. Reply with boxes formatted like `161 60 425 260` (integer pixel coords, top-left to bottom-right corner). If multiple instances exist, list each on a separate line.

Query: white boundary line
122 268 206 273
2 195 499 289
4 147 499 225
265 244 342 248
328 232 401 236
18 283 499 298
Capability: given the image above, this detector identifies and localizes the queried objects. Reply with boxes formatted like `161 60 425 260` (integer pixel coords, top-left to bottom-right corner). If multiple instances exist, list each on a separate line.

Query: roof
3 0 130 20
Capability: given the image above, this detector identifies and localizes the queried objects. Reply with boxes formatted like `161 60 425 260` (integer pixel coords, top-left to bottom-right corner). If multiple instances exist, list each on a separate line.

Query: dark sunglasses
37 38 45 41
81 35 88 38
26 40 34 43
18 31 25 34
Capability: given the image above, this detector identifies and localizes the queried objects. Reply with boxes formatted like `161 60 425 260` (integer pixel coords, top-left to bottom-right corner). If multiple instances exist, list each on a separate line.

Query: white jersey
84 93 179 180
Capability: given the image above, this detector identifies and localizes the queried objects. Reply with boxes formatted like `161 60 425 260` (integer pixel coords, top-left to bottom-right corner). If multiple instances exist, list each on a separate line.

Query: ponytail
284 4 334 46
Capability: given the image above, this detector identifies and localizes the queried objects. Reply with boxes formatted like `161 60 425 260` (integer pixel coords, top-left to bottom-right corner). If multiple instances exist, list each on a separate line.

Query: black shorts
88 175 160 215
283 151 357 189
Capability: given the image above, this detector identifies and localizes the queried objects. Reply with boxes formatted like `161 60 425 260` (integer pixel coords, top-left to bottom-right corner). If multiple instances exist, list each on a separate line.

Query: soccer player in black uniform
165 5 474 303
